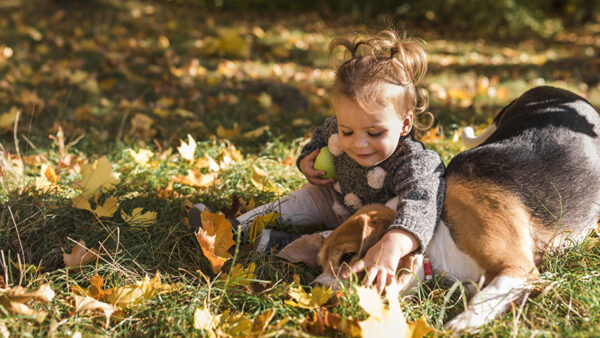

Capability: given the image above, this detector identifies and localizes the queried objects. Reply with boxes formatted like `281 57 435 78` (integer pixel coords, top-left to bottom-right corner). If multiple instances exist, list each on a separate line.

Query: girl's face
335 95 413 167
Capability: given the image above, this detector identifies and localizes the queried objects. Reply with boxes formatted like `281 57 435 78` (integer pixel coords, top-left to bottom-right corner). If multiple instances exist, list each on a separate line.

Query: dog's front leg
444 275 532 333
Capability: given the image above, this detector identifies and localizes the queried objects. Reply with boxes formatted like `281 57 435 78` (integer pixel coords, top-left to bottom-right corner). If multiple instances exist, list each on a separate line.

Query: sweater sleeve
388 149 446 253
296 116 338 169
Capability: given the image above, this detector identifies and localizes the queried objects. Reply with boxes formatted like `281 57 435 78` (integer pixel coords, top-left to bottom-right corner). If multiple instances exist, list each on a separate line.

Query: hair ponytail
330 29 433 130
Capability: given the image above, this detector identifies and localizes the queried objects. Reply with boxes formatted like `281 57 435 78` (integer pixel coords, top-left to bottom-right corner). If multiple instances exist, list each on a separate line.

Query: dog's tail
461 123 497 149
462 98 517 149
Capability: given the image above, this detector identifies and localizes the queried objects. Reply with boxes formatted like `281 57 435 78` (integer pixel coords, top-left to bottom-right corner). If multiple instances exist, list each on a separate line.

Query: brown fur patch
443 175 540 282
317 204 396 277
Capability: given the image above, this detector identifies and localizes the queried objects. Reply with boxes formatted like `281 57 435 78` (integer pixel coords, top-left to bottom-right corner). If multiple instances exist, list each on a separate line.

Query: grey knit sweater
297 116 446 252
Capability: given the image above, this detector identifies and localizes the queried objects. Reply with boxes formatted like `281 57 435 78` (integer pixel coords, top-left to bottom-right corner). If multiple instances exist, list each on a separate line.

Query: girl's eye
368 131 384 137
341 131 353 136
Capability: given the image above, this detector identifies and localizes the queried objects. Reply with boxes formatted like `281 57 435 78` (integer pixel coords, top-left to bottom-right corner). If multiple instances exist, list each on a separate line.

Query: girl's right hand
299 149 336 186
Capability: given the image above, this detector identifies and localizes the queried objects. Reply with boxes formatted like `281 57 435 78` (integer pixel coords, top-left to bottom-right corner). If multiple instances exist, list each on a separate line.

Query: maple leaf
251 308 276 333
406 316 435 338
128 148 153 166
172 169 219 188
107 272 181 310
72 274 112 300
194 155 220 172
128 113 156 141
285 276 333 309
356 283 408 338
72 192 119 218
121 207 157 228
69 294 121 328
62 240 100 268
216 123 241 139
0 107 19 130
220 263 255 288
300 308 361 337
72 156 120 198
193 306 221 333
0 283 55 323
248 212 279 243
217 144 242 170
177 134 197 162
195 210 235 274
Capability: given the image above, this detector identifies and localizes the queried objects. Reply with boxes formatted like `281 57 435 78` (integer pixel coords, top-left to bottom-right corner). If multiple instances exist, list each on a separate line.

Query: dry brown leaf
72 274 112 301
300 308 361 337
62 240 100 268
0 283 55 323
195 210 235 274
70 294 120 327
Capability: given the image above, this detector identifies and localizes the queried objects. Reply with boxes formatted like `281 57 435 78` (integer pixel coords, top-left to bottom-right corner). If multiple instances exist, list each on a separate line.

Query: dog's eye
340 252 357 264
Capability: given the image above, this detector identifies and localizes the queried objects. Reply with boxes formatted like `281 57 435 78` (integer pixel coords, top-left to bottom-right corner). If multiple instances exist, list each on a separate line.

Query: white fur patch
427 220 485 283
328 134 343 156
366 167 386 189
445 275 531 332
384 197 399 210
332 201 351 219
344 193 363 210
333 182 342 193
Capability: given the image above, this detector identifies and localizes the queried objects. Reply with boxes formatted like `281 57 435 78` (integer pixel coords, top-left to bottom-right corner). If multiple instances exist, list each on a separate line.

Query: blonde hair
330 29 432 130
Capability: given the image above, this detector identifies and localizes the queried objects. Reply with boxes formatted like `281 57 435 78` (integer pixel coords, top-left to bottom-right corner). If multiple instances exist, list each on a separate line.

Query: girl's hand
343 229 419 294
299 149 335 186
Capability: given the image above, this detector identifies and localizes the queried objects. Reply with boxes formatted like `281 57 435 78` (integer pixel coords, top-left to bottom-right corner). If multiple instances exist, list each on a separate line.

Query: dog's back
448 86 600 234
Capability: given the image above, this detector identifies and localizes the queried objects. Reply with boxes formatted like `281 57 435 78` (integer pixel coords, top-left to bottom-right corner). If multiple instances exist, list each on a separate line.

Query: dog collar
423 255 433 280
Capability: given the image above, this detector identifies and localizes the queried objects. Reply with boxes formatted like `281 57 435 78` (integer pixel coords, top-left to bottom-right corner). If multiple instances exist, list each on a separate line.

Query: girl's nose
353 136 369 149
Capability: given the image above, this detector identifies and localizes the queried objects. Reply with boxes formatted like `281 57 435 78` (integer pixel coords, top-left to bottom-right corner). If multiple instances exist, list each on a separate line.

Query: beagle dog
310 86 600 332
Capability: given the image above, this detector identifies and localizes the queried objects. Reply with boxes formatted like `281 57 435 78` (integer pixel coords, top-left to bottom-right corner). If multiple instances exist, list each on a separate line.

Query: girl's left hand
343 229 419 294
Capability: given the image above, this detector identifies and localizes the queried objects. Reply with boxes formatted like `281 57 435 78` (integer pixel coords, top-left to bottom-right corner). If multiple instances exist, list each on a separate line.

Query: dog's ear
357 209 393 258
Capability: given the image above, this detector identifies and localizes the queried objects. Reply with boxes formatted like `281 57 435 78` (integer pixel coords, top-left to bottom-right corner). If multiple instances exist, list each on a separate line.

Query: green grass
1 0 600 336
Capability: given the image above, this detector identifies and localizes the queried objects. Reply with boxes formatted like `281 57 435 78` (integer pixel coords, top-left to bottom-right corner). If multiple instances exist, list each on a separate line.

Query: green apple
314 146 337 179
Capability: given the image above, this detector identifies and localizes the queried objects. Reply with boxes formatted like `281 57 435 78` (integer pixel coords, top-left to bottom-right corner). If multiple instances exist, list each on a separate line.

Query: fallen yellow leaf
72 192 119 218
107 272 181 310
406 316 435 338
285 281 333 309
69 294 120 328
177 134 197 162
121 207 157 228
251 308 276 333
72 274 112 300
248 212 279 243
300 307 361 337
193 306 221 332
0 283 55 323
172 169 218 188
220 263 255 288
356 283 408 338
62 240 100 268
195 210 235 274
129 148 153 166
128 113 155 141
0 107 19 130
216 123 241 139
72 156 120 198
194 155 220 172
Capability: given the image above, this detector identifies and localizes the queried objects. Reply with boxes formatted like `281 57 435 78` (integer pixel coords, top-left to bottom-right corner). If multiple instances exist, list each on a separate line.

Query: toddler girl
190 29 445 293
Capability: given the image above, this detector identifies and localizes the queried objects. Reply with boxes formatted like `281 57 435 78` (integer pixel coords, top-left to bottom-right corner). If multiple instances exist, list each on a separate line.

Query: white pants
237 184 348 231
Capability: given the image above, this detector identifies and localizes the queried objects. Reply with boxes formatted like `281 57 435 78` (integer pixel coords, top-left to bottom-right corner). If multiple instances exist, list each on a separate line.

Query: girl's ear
401 111 414 135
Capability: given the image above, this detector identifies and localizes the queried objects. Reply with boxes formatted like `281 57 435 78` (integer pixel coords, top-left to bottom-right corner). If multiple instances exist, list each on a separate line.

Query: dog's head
312 204 396 287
